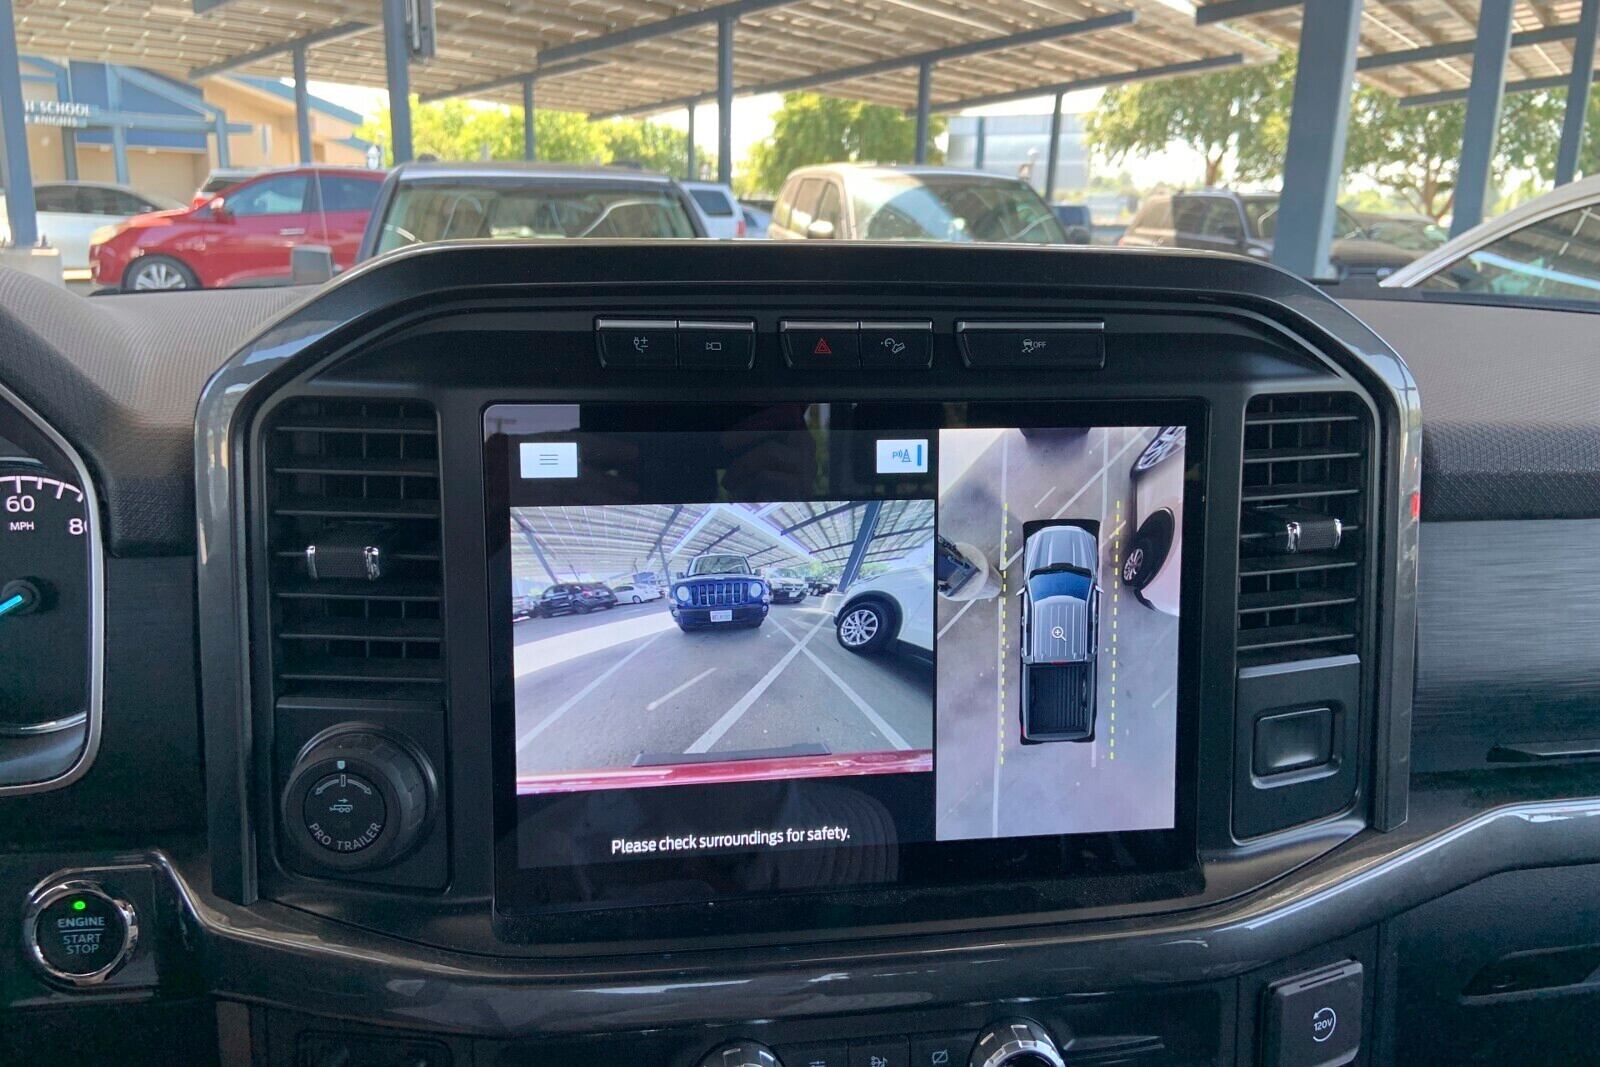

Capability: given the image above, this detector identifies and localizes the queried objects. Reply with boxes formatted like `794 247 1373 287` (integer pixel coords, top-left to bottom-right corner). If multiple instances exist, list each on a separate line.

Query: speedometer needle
0 593 25 618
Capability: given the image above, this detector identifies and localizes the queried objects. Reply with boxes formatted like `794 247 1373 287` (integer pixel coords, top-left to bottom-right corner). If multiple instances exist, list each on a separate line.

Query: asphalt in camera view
935 427 1180 841
514 601 933 780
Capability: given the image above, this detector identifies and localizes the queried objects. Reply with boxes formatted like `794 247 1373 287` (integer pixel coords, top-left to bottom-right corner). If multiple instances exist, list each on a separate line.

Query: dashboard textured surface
1347 298 1600 522
0 272 304 554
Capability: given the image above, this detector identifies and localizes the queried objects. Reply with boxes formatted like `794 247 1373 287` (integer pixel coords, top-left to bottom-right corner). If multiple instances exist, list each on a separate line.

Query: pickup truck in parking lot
1019 522 1101 743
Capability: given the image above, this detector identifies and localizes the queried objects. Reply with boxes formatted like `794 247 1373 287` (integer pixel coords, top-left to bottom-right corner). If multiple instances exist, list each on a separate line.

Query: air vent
1237 393 1369 667
264 398 443 702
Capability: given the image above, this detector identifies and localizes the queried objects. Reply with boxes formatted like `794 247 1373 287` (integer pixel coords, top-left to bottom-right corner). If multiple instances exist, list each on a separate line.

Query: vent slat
1237 392 1368 665
1241 482 1360 503
275 416 434 435
1237 624 1356 653
1243 447 1362 464
274 496 441 520
274 578 441 602
1238 588 1358 614
279 618 444 643
272 456 440 477
278 658 444 684
265 398 445 701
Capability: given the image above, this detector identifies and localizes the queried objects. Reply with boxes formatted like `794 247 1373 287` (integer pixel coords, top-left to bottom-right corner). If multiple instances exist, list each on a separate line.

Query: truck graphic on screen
1019 521 1101 744
669 552 771 631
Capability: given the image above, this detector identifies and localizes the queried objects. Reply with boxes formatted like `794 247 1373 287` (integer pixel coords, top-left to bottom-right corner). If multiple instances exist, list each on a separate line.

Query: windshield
374 180 697 253
687 555 752 576
851 173 1067 243
9 0 1593 304
1029 568 1094 602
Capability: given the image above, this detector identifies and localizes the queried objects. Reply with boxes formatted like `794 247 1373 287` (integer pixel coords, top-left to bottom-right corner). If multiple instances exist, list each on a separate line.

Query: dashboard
3 240 1597 1067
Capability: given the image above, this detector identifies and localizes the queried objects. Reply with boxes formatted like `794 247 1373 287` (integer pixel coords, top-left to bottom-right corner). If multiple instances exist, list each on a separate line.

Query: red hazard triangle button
782 321 860 367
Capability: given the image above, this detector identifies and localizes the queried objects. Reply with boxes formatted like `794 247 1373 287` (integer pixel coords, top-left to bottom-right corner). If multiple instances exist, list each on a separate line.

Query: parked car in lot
768 164 1068 244
807 578 834 596
537 582 618 617
359 162 704 260
1119 190 1418 277
1123 427 1185 616
612 582 664 604
740 202 772 238
1051 203 1094 244
682 181 746 238
825 545 935 658
90 165 385 290
1019 522 1100 744
512 593 537 620
0 181 177 273
1355 211 1448 254
1381 173 1600 304
190 167 261 208
765 570 810 603
670 553 770 630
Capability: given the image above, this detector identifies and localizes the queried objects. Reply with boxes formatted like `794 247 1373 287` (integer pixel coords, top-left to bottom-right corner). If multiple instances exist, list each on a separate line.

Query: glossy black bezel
484 399 1208 923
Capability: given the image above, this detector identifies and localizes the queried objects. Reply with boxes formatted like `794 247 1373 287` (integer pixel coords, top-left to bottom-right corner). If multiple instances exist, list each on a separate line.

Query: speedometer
0 385 101 794
0 468 92 729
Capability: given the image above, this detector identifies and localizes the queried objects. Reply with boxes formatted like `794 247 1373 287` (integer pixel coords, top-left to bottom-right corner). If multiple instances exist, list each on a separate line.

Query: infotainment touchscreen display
485 403 1201 914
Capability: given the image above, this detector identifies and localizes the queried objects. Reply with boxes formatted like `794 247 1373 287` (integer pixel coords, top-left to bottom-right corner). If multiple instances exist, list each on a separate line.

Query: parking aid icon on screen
876 438 928 474
521 442 579 479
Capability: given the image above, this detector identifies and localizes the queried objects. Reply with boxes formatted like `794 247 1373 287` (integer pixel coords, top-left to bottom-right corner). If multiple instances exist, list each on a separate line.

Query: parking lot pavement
935 427 1181 841
513 600 934 779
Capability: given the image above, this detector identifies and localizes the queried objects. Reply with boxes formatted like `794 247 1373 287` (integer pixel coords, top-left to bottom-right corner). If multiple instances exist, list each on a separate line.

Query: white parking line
517 631 665 756
936 597 978 641
1000 431 1147 570
685 615 830 754
770 623 913 750
1032 485 1057 510
644 667 717 712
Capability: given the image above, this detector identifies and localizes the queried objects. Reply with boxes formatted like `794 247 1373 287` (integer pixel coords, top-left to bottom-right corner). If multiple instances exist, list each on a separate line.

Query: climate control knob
969 1019 1066 1067
281 727 432 872
697 1040 782 1067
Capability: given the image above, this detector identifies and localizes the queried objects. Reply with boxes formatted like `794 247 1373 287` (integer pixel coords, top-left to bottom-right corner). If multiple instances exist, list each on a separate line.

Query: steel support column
0 0 34 246
292 44 313 164
717 16 733 185
60 64 77 180
213 113 231 167
1044 91 1063 200
915 60 932 164
512 513 562 586
1453 0 1515 236
1272 0 1362 279
522 78 536 161
382 0 414 164
106 67 130 185
1559 0 1600 184
974 116 986 169
837 501 883 593
685 103 696 179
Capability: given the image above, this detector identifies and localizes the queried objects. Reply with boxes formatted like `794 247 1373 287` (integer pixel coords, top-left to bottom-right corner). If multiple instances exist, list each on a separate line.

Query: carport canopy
511 500 933 587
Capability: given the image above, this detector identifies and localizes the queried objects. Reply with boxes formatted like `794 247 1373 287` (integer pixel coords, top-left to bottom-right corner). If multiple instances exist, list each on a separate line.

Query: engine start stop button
24 880 138 985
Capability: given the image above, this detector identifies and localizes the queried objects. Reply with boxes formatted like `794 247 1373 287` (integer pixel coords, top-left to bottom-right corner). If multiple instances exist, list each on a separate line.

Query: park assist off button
24 880 138 987
956 320 1105 369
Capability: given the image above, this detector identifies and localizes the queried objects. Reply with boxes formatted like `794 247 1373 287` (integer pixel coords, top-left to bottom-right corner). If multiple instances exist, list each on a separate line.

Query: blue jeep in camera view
670 552 772 631
1019 522 1101 744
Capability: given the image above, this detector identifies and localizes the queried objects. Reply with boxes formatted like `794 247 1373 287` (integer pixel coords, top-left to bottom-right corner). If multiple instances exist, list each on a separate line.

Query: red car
89 166 385 291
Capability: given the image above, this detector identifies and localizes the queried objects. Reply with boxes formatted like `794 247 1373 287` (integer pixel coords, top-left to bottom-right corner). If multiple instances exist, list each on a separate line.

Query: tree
1086 55 1295 187
356 100 684 172
743 92 944 195
1342 88 1561 220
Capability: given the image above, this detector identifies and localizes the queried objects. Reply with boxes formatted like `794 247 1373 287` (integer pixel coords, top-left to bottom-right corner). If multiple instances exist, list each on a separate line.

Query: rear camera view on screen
934 426 1184 841
511 500 937 795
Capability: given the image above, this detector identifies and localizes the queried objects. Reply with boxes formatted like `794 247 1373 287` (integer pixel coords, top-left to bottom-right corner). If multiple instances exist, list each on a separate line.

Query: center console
176 243 1419 1064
